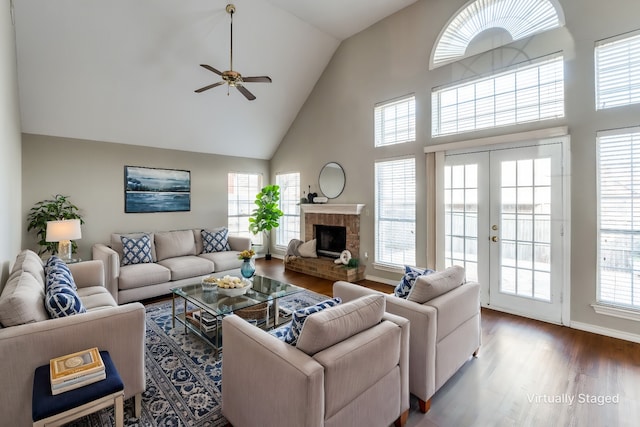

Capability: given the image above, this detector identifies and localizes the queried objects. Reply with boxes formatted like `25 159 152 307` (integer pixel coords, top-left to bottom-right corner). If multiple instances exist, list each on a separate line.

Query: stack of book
190 310 218 333
49 347 106 395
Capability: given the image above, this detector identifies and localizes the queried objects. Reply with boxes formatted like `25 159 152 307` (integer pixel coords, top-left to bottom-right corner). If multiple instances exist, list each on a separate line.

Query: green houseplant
248 184 283 260
27 194 84 256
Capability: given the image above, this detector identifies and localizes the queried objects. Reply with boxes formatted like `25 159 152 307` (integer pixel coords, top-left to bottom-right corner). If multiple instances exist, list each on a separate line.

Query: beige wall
22 134 269 261
271 0 640 338
0 0 22 285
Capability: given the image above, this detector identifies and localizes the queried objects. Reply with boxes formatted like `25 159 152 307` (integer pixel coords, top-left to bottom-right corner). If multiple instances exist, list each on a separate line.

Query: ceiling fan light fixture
194 3 271 101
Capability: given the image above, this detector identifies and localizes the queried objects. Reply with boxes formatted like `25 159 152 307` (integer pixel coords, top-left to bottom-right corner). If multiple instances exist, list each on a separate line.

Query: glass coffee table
171 275 304 355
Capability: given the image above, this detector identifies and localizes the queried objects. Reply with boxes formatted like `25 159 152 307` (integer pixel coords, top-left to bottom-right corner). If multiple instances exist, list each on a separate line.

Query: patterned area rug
68 289 330 426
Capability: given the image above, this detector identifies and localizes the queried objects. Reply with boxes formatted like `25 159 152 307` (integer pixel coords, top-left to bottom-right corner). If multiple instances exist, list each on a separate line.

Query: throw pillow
45 282 87 318
297 239 317 258
284 297 341 345
269 324 292 342
201 228 231 253
406 265 466 304
120 234 154 266
394 265 434 298
44 256 77 290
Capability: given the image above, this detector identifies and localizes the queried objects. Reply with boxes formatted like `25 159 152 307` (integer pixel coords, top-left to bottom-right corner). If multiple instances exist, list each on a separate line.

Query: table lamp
46 219 82 261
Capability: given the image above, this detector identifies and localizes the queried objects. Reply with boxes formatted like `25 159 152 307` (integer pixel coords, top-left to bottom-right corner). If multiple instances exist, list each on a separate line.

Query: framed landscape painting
124 166 191 213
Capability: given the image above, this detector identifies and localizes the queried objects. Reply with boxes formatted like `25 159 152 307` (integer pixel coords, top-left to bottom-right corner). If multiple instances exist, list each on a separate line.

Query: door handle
491 236 499 242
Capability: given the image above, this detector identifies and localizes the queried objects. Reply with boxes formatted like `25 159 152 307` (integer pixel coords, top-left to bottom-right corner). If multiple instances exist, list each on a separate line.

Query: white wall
270 0 640 338
22 134 269 261
0 0 22 284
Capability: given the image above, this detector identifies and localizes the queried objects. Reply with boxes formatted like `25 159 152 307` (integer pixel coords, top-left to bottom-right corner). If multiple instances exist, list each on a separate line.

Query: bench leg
134 393 142 418
115 394 124 427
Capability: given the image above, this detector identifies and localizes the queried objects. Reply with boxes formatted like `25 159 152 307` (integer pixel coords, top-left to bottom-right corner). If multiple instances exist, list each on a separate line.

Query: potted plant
248 185 283 260
27 194 84 256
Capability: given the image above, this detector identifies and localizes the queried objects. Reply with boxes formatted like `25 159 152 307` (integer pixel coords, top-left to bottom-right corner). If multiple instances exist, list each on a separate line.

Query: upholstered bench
32 351 124 427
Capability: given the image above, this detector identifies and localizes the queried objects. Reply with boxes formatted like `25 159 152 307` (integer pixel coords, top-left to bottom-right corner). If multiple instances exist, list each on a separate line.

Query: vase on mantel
240 258 256 279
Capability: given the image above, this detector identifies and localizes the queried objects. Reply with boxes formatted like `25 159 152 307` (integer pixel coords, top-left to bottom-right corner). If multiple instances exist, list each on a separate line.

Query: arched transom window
431 0 565 69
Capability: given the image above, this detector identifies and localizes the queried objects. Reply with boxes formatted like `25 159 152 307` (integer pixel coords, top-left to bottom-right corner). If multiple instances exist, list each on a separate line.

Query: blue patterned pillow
394 266 435 298
44 256 86 318
201 228 231 253
284 298 342 345
269 324 292 342
121 234 153 266
44 256 77 290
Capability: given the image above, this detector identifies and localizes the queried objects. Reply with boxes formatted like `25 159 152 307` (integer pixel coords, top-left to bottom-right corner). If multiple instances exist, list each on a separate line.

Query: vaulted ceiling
13 0 418 159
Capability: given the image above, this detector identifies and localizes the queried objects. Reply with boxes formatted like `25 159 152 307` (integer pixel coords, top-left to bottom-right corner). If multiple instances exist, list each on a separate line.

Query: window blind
432 55 564 137
597 128 640 308
374 95 416 147
375 158 416 267
228 172 262 244
276 172 300 247
595 31 640 110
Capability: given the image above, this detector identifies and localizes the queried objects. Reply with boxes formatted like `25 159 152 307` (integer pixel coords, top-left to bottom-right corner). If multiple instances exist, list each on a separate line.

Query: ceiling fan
195 4 271 101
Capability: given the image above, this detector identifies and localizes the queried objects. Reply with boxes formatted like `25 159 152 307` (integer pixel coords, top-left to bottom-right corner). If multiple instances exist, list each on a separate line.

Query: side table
32 350 124 427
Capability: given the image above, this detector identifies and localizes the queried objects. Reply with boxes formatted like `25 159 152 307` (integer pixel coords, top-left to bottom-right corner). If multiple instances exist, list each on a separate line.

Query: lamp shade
46 219 82 242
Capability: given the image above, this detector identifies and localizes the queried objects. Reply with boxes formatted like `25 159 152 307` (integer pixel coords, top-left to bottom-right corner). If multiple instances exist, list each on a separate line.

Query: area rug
67 289 330 427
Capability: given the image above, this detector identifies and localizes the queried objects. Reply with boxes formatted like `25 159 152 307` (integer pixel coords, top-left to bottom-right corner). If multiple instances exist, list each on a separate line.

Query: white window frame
432 54 564 137
374 157 416 269
228 172 262 244
596 127 640 319
275 172 300 248
374 95 416 147
595 29 640 110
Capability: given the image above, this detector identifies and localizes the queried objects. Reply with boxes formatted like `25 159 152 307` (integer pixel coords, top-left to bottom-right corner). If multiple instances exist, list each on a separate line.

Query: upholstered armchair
222 294 410 427
333 267 481 413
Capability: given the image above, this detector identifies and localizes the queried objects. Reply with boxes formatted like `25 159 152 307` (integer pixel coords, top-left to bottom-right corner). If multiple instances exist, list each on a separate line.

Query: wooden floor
256 258 640 427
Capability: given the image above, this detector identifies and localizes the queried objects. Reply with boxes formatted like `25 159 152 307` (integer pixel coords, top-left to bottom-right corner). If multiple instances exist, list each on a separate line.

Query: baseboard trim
570 321 640 344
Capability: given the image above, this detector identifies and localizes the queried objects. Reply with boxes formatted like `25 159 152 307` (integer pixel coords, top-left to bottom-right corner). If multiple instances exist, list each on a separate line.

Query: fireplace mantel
300 204 365 215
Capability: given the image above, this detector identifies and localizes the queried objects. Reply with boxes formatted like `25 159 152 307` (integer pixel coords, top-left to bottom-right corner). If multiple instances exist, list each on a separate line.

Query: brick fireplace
285 204 366 282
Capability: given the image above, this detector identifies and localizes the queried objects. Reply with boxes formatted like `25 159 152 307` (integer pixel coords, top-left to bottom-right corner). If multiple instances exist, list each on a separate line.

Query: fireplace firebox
314 225 347 258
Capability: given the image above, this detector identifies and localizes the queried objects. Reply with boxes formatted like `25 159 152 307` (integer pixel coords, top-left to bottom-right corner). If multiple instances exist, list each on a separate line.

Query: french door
443 142 565 324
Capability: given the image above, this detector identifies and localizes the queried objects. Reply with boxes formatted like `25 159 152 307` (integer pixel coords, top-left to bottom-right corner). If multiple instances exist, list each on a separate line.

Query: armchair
222 294 410 427
334 270 480 413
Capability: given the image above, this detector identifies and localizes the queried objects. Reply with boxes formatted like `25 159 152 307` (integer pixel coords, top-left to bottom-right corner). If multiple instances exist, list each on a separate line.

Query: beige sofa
334 272 481 413
92 228 251 304
222 294 410 427
0 249 146 425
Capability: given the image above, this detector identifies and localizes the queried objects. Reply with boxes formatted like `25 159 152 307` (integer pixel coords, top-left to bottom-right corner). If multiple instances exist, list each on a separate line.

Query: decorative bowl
215 275 251 297
201 276 219 291
217 285 250 297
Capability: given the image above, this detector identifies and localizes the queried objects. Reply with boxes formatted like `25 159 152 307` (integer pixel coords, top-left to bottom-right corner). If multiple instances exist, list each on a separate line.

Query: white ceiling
13 0 417 160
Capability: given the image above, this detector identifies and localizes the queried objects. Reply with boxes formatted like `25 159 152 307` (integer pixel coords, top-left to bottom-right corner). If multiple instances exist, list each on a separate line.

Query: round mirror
319 162 345 199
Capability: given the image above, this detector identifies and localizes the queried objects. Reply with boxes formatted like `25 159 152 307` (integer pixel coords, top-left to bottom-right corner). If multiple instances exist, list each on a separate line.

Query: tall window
374 95 416 147
375 158 416 267
432 55 564 137
228 172 262 243
597 128 640 309
276 172 300 247
595 30 640 110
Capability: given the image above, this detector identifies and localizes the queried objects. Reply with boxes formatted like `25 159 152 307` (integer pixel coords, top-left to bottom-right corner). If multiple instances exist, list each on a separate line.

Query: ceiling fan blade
195 81 225 93
236 85 256 101
242 76 272 83
200 64 223 76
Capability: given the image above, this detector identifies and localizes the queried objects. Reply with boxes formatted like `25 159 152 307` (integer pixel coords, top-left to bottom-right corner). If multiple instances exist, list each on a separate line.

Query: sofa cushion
155 230 196 261
77 287 118 310
407 265 465 304
121 235 154 266
0 271 49 327
158 256 215 281
394 265 434 298
201 228 231 253
10 249 45 285
284 297 341 345
198 251 243 272
296 294 385 355
118 263 171 290
111 232 157 263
